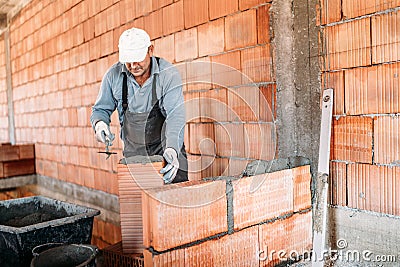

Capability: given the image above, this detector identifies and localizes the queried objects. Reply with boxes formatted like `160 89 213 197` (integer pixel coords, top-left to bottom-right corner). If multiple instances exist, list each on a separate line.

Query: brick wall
0 0 275 248
320 1 400 216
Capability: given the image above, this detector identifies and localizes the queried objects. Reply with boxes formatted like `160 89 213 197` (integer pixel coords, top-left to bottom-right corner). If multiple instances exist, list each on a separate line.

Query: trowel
98 132 117 160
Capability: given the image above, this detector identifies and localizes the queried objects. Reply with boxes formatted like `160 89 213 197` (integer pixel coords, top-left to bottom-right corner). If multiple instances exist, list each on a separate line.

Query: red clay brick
225 9 257 50
144 248 185 267
257 4 271 44
100 30 114 57
94 10 108 37
184 91 201 122
259 211 313 267
211 51 241 88
375 0 400 12
214 123 245 157
118 161 164 253
372 12 400 64
321 70 344 115
144 9 163 39
374 116 400 164
186 57 212 91
198 18 225 57
185 226 259 266
152 0 173 10
200 155 215 177
222 158 251 176
188 123 216 155
227 86 260 122
184 0 209 28
154 34 175 63
209 0 238 20
342 0 376 19
241 45 273 83
344 64 400 115
347 163 400 216
239 0 266 10
259 84 275 122
135 0 152 17
187 154 202 181
201 156 229 178
319 0 341 25
329 161 347 206
324 18 371 70
163 1 184 35
142 180 227 251
199 88 228 123
293 165 312 211
331 116 373 163
244 123 276 160
233 168 294 230
119 0 136 25
175 27 198 62
0 144 21 162
133 17 145 29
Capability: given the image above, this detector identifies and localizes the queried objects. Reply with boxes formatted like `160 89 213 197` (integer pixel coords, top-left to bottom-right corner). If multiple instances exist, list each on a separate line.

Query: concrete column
271 0 321 175
4 27 16 144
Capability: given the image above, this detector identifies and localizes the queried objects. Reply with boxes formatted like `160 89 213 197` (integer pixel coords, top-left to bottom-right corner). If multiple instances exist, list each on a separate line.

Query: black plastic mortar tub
31 243 98 267
0 196 100 267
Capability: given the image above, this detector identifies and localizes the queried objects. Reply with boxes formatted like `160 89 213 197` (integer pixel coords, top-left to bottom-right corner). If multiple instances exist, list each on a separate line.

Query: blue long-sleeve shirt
90 57 185 153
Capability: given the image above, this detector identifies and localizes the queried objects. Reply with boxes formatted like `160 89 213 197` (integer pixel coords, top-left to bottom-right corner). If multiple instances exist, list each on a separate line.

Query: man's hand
160 148 179 184
95 121 114 145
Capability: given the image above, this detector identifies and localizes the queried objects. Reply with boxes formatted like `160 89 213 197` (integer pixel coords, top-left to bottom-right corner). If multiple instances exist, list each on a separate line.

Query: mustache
129 66 143 71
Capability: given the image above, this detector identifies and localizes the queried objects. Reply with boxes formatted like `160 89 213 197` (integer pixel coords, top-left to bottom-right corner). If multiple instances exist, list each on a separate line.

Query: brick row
144 210 312 266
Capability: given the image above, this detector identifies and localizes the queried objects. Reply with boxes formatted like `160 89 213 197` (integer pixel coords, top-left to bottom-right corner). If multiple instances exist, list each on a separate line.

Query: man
90 27 188 184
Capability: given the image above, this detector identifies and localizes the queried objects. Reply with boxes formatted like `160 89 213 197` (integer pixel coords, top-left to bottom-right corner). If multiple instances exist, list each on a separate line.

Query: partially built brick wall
141 164 312 266
320 1 400 215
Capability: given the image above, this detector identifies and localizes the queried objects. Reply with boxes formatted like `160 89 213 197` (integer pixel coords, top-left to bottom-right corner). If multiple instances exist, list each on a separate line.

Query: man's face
125 46 154 77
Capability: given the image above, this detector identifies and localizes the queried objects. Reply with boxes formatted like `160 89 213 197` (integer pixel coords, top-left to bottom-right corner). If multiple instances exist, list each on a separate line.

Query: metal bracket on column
312 88 333 266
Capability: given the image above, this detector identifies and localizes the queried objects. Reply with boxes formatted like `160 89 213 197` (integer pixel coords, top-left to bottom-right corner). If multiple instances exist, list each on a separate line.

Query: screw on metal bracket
323 95 330 102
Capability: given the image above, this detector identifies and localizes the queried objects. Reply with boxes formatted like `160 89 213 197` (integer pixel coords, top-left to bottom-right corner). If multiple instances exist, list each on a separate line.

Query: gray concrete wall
327 206 400 266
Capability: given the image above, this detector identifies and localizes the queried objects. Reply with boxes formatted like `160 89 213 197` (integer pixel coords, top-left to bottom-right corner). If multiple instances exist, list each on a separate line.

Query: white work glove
160 148 179 184
95 121 114 145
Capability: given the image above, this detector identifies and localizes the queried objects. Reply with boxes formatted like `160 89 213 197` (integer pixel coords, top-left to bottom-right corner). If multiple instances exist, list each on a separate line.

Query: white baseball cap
118 28 151 63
